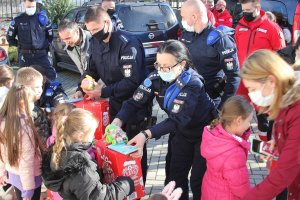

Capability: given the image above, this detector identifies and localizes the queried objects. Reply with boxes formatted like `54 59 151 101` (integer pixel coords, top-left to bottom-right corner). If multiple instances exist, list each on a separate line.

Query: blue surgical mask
158 71 177 82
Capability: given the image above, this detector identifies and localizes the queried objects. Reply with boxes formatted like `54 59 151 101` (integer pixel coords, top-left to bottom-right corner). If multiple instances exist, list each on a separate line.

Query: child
15 67 51 143
0 65 14 108
41 108 134 199
201 96 253 200
0 84 44 200
46 102 76 148
31 64 67 113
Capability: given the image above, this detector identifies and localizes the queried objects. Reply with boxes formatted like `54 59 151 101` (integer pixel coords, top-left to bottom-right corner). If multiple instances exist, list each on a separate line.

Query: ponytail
209 118 220 129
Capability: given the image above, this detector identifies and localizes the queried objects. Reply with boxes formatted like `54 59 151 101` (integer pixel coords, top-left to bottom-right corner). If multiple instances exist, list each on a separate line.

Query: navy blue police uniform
37 81 68 113
6 11 56 81
111 13 124 31
117 68 216 200
80 30 151 182
180 24 240 109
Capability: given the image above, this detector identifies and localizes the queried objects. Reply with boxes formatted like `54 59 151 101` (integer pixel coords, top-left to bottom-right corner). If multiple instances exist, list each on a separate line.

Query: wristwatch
141 130 150 142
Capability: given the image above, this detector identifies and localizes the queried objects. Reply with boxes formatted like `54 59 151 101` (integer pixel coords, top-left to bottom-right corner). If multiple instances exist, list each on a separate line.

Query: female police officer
112 40 216 200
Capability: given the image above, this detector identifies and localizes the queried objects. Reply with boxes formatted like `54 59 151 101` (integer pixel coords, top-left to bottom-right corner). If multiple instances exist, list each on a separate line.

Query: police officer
73 7 150 183
6 0 56 81
112 40 216 200
101 0 124 31
181 0 240 109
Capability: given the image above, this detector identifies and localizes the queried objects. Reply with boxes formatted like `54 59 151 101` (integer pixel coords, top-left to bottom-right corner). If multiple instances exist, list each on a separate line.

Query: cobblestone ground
0 70 268 200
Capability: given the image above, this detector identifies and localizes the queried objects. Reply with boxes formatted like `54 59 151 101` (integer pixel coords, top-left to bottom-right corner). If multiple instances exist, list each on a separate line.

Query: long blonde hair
51 108 98 170
210 96 253 129
0 85 43 167
241 49 296 119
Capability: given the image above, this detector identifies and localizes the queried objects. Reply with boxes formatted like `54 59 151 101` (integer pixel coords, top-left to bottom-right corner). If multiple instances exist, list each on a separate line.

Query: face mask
217 8 223 13
243 11 256 22
92 23 109 41
248 90 274 107
107 8 116 18
25 7 36 16
158 71 177 82
181 20 195 32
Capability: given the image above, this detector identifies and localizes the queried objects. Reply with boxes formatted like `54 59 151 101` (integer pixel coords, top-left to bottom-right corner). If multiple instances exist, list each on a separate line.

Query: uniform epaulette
207 25 235 46
148 71 160 81
119 34 130 44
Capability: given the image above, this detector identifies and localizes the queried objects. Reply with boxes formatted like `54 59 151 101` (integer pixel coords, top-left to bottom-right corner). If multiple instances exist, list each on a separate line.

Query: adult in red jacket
201 0 216 26
241 50 300 200
213 0 233 27
235 0 285 102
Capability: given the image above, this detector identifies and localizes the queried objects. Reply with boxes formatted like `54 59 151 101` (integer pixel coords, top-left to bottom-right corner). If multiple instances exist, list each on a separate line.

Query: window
118 5 177 32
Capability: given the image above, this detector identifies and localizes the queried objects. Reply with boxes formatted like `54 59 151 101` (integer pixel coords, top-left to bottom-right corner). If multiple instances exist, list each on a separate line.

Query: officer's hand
73 91 83 98
83 83 102 100
127 133 146 158
111 118 123 127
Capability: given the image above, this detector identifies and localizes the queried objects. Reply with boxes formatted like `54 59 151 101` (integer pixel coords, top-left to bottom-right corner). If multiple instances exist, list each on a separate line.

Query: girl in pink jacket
201 96 253 200
0 85 44 200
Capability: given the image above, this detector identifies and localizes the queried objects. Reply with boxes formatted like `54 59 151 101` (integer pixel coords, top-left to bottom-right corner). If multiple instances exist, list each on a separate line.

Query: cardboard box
73 99 109 140
95 140 145 200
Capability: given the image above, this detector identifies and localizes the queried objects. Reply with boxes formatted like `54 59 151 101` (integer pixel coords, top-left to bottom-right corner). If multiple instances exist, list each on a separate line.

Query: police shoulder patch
171 99 185 114
143 78 152 87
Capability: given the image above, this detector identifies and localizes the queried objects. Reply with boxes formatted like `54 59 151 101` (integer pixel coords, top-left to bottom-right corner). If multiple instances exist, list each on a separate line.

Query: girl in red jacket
241 49 300 200
201 96 253 200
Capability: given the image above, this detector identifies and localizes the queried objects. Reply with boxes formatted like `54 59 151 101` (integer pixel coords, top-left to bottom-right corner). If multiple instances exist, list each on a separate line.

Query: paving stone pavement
56 70 268 200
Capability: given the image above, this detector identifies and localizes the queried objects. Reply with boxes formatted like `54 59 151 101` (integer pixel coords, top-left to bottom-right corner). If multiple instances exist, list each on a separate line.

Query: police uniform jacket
6 12 53 50
82 30 149 122
117 68 216 142
180 23 240 105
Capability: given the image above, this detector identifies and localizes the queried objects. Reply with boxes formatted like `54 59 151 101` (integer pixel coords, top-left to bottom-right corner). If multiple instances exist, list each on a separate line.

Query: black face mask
243 11 256 22
217 8 223 13
92 23 109 41
107 8 116 18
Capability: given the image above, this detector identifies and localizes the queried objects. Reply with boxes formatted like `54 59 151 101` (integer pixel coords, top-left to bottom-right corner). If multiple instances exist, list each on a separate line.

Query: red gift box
95 140 145 200
73 99 110 140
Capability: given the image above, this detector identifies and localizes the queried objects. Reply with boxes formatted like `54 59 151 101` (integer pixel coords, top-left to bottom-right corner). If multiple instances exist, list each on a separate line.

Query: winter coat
235 10 286 102
0 116 41 191
213 9 233 28
243 80 300 200
41 143 134 200
201 124 251 200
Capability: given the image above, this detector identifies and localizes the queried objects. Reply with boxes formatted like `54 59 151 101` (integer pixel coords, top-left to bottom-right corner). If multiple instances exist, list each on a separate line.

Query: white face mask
181 20 195 32
248 90 274 107
25 7 36 16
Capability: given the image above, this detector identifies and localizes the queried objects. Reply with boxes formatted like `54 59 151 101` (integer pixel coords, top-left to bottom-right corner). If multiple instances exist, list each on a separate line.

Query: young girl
46 102 76 148
0 84 44 200
0 65 14 108
41 108 134 200
201 96 253 200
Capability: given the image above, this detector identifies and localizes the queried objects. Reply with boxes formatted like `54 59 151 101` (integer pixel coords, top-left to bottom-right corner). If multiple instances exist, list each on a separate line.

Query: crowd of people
0 0 299 199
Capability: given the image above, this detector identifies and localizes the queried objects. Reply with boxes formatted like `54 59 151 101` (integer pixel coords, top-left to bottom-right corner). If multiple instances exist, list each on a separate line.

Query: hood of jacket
281 77 300 108
201 124 250 170
41 143 93 192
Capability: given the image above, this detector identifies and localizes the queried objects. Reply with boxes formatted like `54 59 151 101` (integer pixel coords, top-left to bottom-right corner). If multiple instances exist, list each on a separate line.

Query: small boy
15 67 51 143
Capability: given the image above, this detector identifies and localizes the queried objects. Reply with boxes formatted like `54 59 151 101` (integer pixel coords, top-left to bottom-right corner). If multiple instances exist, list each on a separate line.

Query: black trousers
166 133 206 200
14 186 41 200
19 52 56 81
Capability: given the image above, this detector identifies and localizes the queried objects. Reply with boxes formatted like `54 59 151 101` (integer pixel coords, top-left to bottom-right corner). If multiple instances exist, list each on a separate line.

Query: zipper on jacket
246 29 253 57
252 31 257 45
